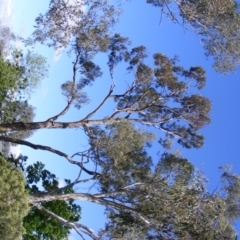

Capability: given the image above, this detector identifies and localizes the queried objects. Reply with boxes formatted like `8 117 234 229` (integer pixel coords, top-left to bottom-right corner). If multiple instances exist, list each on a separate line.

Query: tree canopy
146 0 240 73
0 0 240 239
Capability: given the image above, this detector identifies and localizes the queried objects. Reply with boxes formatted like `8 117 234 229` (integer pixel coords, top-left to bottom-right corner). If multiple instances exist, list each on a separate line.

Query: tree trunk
0 118 155 133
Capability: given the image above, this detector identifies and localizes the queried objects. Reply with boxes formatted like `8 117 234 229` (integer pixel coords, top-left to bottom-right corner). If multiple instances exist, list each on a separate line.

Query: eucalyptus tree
0 37 211 150
11 123 238 239
1 0 239 239
146 0 240 73
0 0 210 142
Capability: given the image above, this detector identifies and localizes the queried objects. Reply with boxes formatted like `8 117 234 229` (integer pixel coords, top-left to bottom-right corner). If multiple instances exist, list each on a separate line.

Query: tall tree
146 0 240 73
0 1 210 144
1 1 239 239
8 124 237 239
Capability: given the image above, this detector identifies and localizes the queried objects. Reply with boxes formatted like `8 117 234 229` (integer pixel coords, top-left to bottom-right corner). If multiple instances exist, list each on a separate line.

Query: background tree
6 155 81 240
28 0 120 53
0 24 48 155
146 0 240 73
0 23 14 58
0 155 29 240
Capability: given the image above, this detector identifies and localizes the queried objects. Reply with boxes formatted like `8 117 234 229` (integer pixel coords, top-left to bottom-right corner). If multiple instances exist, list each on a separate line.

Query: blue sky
1 0 240 239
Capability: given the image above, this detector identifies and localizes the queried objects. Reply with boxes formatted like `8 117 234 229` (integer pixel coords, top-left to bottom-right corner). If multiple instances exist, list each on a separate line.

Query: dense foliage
0 155 29 240
85 122 238 239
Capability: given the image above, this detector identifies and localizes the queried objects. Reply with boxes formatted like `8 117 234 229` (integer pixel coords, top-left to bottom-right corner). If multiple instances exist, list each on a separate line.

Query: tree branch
47 178 96 195
29 192 151 226
0 116 173 133
46 50 81 122
81 85 115 121
32 203 99 240
0 136 100 176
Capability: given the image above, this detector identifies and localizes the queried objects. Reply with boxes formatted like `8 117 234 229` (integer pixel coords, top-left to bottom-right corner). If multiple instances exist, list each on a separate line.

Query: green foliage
0 57 24 102
0 26 48 149
7 156 81 240
89 122 155 191
29 0 120 52
82 122 238 239
61 81 89 109
0 24 13 57
221 167 240 223
0 155 29 240
98 150 238 239
0 42 48 102
147 0 240 73
17 50 49 96
110 42 211 148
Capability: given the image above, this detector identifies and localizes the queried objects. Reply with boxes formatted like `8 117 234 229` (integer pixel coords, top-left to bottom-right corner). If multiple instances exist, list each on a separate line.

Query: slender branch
159 123 183 139
110 83 136 99
32 203 99 240
162 0 184 27
47 178 96 195
0 136 100 176
93 191 127 198
45 50 81 122
81 85 115 121
29 193 151 226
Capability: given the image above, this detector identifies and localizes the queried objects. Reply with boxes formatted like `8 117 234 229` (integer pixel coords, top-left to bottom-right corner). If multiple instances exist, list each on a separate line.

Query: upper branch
45 50 81 122
81 85 115 121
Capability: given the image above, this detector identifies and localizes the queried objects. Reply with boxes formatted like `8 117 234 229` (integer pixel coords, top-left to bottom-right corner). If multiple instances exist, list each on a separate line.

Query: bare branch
47 178 96 195
162 0 185 28
0 136 100 176
45 50 81 122
81 85 115 121
29 193 151 226
0 115 174 133
110 83 136 99
32 203 99 240
93 191 127 198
